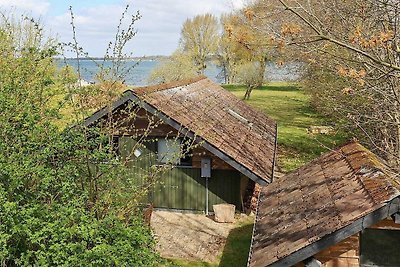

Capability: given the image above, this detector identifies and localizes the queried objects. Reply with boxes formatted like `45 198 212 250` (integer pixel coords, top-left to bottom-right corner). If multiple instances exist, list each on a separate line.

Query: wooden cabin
84 76 277 213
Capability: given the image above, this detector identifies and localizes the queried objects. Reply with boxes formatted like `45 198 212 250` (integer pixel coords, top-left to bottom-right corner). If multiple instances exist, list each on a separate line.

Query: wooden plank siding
315 235 360 267
152 168 242 211
152 168 205 210
192 147 235 170
368 218 400 230
208 169 242 210
119 136 243 212
293 235 360 267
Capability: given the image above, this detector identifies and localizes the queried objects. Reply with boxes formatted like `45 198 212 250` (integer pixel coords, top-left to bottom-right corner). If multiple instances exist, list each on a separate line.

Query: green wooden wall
119 137 242 212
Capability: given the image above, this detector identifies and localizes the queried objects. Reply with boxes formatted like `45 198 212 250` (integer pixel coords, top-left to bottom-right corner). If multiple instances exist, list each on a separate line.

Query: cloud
0 0 50 16
231 0 246 10
48 0 244 57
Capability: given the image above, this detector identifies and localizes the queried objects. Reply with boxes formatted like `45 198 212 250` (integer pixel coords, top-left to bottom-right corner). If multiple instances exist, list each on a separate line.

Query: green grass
218 216 254 267
169 259 217 267
223 83 348 172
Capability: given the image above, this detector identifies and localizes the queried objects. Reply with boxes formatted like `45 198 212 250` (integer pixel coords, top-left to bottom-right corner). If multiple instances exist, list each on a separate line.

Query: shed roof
84 76 277 185
248 142 400 267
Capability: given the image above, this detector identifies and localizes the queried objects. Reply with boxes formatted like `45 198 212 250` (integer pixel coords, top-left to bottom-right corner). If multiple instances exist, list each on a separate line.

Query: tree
217 11 272 97
180 13 219 74
148 50 197 83
236 61 264 100
0 9 168 265
217 13 252 84
247 0 400 171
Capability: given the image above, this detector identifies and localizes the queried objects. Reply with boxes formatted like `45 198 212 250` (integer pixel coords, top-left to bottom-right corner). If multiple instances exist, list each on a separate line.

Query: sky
0 0 245 57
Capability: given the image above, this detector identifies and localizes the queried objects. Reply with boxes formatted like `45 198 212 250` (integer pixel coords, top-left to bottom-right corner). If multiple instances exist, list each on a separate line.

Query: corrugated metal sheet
248 142 400 267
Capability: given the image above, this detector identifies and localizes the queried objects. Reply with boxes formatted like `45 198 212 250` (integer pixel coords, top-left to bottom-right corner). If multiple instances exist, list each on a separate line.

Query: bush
0 198 160 266
0 11 164 266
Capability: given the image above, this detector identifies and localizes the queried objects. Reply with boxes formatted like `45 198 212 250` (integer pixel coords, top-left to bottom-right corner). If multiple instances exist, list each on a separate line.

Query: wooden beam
368 218 400 230
268 196 400 267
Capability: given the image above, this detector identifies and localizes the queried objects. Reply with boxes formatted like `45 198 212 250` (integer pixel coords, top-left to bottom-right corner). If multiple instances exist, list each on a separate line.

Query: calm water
58 59 300 86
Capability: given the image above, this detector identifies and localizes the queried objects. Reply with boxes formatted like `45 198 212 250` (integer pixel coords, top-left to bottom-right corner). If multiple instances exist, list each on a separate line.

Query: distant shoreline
56 55 168 61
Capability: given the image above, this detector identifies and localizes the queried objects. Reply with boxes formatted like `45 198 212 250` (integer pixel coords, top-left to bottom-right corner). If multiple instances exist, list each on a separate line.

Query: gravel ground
150 210 241 262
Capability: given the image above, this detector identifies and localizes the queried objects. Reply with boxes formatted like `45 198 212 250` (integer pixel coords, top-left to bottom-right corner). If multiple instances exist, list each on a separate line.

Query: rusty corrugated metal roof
248 142 400 267
132 77 277 184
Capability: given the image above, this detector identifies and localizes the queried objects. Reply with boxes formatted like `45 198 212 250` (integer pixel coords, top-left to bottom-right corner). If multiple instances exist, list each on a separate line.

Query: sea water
57 58 300 86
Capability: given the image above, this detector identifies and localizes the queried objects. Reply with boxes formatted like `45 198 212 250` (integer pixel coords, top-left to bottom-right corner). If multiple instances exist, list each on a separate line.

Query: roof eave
82 91 136 127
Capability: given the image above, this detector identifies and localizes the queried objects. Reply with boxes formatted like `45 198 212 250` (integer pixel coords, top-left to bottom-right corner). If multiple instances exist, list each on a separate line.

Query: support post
206 177 209 215
201 157 211 215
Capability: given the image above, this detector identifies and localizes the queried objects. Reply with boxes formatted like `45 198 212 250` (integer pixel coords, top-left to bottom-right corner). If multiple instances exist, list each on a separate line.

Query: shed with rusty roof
248 142 400 267
84 76 277 212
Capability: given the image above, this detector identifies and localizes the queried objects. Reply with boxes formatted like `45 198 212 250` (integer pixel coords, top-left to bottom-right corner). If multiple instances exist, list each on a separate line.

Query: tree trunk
244 87 253 100
257 56 268 87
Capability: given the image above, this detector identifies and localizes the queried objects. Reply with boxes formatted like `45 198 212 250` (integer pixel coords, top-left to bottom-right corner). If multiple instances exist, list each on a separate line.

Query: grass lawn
218 216 254 267
223 83 348 172
169 259 217 267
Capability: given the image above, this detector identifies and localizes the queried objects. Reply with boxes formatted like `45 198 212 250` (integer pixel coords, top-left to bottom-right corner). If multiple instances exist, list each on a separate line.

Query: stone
307 126 334 135
213 204 235 223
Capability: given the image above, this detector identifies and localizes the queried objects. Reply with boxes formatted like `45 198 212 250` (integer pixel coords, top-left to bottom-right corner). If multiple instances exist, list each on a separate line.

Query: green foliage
302 65 370 120
180 14 219 74
148 50 197 83
0 200 159 266
58 65 79 85
217 12 270 86
0 12 163 266
235 62 264 99
169 259 216 267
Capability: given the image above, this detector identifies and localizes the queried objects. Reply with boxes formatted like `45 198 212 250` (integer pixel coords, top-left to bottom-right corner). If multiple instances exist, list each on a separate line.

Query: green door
208 170 241 211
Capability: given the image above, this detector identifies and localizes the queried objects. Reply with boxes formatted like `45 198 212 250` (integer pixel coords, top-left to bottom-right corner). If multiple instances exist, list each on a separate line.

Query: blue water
57 59 300 86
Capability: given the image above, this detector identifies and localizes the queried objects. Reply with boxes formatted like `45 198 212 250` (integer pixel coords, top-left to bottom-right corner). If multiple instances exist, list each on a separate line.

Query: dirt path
151 210 242 263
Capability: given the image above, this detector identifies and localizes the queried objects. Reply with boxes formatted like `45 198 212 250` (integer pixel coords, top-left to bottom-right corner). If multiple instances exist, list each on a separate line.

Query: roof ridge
132 75 208 96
